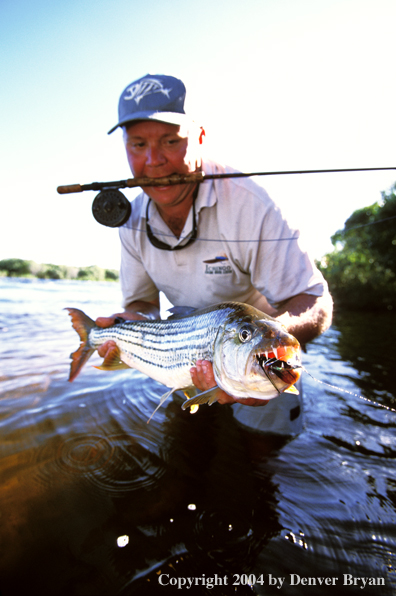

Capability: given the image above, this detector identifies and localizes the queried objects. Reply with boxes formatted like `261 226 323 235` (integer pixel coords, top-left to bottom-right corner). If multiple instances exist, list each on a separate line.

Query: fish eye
238 324 254 343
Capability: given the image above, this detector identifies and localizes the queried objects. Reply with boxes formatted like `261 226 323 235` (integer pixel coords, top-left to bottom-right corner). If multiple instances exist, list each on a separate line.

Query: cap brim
107 111 189 134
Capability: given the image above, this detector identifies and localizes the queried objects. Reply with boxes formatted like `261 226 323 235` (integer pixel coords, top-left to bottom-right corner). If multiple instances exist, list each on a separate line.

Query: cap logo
124 78 171 105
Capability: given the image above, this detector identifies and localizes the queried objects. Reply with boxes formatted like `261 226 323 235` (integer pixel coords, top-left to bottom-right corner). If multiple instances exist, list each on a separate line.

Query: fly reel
91 189 131 227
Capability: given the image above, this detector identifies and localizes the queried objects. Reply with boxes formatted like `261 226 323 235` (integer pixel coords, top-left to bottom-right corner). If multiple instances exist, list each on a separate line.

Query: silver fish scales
88 304 227 389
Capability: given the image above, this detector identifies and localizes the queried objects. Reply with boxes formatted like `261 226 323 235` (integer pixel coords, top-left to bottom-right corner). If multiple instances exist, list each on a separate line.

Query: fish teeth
273 347 278 360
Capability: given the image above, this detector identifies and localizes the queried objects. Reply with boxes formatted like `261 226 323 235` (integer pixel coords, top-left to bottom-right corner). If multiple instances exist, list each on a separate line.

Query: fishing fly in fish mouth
65 302 302 420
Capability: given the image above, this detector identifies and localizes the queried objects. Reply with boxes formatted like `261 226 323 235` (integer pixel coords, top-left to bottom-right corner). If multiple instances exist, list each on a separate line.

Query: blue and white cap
108 74 188 134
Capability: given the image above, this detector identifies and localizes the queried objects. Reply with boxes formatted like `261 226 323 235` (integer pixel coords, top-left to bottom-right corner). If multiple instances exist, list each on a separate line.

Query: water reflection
332 310 396 406
0 365 281 595
1 279 396 594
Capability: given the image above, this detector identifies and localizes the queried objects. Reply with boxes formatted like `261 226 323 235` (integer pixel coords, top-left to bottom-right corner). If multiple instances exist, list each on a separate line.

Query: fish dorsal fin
167 306 196 319
181 386 221 410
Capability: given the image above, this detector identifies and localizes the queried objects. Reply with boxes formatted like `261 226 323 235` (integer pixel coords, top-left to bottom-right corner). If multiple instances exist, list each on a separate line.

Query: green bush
36 264 64 279
0 259 119 282
318 184 396 310
77 265 105 281
104 269 119 281
0 258 34 277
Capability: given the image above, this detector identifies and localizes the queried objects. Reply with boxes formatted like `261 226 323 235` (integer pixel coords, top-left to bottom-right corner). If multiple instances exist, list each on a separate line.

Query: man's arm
272 292 333 346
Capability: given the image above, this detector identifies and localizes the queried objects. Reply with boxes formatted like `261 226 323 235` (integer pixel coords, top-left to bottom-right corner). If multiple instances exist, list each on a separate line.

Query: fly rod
56 166 396 228
57 166 396 195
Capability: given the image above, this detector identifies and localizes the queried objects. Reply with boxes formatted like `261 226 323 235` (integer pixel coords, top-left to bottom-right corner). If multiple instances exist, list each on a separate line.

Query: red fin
65 308 96 381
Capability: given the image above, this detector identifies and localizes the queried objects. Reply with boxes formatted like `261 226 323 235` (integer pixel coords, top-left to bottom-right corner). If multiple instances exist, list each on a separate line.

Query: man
97 74 333 432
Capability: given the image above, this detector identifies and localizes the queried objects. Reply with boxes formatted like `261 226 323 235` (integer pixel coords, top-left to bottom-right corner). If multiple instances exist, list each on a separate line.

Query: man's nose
146 145 165 166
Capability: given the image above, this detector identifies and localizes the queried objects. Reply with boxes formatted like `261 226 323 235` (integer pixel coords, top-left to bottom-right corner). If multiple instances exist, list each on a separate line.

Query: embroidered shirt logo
124 78 171 105
203 255 232 275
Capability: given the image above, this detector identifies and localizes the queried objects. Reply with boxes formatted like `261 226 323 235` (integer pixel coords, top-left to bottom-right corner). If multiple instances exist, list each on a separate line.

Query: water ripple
2 279 396 595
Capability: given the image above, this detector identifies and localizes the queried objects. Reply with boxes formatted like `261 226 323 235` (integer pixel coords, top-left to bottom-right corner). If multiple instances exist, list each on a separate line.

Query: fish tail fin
64 308 96 381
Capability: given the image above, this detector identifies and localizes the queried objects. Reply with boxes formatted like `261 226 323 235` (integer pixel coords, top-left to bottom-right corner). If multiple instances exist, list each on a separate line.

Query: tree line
0 258 119 282
317 183 396 311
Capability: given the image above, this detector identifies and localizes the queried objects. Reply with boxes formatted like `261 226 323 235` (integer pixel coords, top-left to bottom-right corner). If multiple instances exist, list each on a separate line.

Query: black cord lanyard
145 189 198 251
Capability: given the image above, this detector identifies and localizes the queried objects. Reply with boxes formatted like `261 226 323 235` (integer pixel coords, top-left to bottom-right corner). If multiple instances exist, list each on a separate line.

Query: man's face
123 120 200 209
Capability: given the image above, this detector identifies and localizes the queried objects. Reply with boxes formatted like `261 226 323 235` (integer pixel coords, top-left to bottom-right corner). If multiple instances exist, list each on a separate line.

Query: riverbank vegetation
0 259 119 282
317 183 396 311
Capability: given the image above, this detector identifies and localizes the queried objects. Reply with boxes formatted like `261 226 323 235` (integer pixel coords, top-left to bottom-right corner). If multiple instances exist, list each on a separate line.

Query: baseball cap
108 74 188 134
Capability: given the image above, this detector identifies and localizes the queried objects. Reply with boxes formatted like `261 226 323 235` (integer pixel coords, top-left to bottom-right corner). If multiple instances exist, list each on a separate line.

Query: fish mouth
256 345 298 363
255 346 302 389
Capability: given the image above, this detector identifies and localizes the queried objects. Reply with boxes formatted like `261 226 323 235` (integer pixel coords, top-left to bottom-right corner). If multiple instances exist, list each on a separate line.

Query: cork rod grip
57 184 83 194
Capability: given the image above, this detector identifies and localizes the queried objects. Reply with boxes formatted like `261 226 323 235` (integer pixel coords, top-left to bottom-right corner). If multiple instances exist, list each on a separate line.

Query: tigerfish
65 302 302 418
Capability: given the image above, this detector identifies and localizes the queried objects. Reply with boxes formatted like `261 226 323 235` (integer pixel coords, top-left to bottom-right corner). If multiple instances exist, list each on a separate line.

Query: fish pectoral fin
95 362 130 371
181 385 221 411
147 387 177 424
182 386 198 399
284 384 299 395
181 387 200 414
95 350 130 371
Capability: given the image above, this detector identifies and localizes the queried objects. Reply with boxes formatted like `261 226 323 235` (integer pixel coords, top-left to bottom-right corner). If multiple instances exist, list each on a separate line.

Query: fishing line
301 365 396 414
340 214 396 234
123 210 396 245
124 211 395 244
124 222 300 243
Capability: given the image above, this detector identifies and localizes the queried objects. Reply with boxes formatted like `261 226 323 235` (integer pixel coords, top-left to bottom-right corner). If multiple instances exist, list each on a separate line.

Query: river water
0 278 395 595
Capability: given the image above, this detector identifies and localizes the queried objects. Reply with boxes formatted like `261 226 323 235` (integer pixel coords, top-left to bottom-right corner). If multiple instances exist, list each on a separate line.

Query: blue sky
1 0 395 269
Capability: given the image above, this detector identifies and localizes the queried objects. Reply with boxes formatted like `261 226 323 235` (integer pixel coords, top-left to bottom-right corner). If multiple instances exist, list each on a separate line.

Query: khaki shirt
119 159 327 310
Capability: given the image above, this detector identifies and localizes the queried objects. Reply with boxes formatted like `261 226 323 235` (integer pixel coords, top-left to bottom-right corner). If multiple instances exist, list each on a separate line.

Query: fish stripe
88 312 225 376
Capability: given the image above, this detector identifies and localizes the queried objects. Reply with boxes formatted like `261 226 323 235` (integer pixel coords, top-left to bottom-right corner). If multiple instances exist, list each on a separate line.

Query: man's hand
95 311 148 360
190 360 269 407
95 299 160 360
